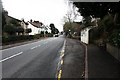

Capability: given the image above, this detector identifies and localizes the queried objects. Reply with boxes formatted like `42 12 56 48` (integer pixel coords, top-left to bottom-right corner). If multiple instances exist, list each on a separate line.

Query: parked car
53 34 59 37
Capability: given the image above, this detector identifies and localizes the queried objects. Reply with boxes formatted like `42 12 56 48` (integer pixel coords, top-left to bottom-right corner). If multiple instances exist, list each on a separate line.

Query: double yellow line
57 40 66 80
57 55 64 80
58 70 62 80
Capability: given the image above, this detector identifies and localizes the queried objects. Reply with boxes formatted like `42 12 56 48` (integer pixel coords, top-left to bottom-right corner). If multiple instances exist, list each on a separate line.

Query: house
81 27 92 44
80 18 99 44
4 11 29 35
28 20 43 35
4 11 45 36
20 19 29 35
4 11 22 25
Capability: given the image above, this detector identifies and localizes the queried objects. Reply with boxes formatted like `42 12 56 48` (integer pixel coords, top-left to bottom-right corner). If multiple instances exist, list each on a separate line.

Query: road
1 35 65 78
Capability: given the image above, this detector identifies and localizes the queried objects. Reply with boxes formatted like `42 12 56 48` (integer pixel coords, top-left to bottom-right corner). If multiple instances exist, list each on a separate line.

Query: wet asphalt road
1 36 65 78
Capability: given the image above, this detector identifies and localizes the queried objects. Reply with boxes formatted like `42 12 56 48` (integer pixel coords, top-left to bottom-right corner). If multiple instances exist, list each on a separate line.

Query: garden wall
107 43 120 62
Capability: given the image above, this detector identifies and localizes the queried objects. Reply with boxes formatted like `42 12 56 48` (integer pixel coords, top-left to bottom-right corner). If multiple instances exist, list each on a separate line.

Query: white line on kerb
0 52 23 62
80 42 88 79
85 46 88 80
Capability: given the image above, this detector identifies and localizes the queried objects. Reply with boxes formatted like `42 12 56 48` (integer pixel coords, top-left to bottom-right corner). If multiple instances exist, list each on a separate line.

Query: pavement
61 38 85 78
59 38 120 79
87 44 120 79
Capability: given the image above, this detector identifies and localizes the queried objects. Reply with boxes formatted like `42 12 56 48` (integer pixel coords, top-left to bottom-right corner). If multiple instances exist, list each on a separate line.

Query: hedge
2 33 53 44
2 35 34 43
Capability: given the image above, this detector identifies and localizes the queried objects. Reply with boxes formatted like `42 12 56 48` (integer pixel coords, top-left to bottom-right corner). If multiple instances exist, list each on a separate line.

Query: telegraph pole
43 24 45 38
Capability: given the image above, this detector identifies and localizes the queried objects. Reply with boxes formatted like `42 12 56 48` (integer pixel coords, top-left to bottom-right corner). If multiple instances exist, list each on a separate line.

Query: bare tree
63 1 82 37
63 1 81 23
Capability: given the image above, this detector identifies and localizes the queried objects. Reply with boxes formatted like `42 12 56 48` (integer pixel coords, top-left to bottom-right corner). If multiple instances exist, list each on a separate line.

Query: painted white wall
81 28 91 44
27 23 40 35
20 21 27 29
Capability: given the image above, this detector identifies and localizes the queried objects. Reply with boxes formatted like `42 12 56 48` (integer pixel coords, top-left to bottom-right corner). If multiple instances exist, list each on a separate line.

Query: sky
2 0 82 32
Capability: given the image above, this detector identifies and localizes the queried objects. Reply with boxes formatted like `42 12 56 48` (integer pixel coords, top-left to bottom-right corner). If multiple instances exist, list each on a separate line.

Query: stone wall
107 43 120 62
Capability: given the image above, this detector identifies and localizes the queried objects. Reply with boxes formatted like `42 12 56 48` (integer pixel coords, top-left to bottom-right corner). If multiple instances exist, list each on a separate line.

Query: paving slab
61 38 85 79
87 44 120 79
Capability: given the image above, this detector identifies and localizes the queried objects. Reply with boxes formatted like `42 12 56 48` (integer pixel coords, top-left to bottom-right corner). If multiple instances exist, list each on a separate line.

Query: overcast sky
2 0 73 31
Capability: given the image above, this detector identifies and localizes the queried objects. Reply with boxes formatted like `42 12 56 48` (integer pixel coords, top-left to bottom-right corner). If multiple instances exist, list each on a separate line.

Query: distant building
80 18 99 44
4 11 47 36
81 27 91 44
4 12 29 35
4 11 22 25
28 20 43 35
21 19 29 35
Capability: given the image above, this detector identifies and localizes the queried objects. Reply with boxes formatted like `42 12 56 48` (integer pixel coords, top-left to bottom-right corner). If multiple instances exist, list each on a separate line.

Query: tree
3 24 16 35
73 2 120 19
40 31 44 34
63 2 81 36
73 2 120 32
10 19 21 27
55 28 59 34
50 23 56 34
2 9 7 31
16 27 24 34
63 22 72 36
73 2 120 28
45 31 48 34
63 2 81 23
63 22 81 36
73 2 120 46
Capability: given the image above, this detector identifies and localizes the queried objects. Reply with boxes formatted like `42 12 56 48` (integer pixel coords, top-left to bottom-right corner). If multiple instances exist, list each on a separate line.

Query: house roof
22 19 29 25
29 21 43 28
8 16 22 22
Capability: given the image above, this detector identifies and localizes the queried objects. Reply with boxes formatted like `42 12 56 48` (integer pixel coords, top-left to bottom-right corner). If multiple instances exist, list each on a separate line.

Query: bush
108 29 120 48
16 27 24 33
3 24 16 35
2 33 53 45
47 33 53 37
34 34 41 39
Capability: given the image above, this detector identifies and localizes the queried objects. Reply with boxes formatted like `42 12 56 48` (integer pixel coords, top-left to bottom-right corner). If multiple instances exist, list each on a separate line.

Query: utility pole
43 24 45 38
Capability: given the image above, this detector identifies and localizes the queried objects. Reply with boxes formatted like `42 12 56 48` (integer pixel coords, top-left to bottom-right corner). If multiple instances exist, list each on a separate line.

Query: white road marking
0 52 23 62
38 45 41 47
31 46 38 50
